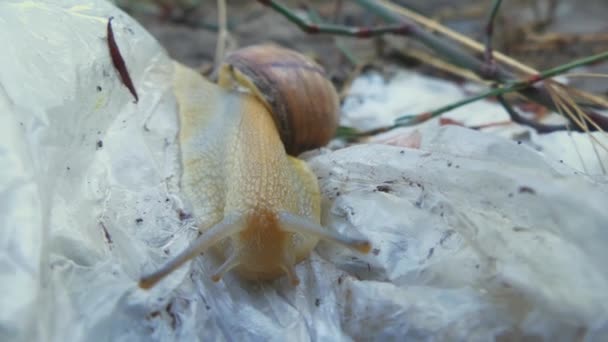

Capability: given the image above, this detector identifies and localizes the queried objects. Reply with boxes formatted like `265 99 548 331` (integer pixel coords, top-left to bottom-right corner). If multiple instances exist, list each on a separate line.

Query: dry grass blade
565 99 608 174
552 84 608 173
562 72 608 109
378 0 608 115
559 89 607 135
546 82 607 137
566 87 608 110
545 81 608 173
377 0 537 75
545 83 591 173
385 36 485 84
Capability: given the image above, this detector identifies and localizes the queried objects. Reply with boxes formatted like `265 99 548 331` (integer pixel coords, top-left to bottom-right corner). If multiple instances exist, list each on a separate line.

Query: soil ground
117 0 608 95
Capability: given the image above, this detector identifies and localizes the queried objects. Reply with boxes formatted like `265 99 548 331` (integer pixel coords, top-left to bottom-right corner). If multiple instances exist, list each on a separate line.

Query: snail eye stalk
139 214 246 289
277 212 371 254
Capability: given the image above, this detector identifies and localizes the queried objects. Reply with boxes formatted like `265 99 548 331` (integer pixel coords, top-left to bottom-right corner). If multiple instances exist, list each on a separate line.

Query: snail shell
218 44 340 156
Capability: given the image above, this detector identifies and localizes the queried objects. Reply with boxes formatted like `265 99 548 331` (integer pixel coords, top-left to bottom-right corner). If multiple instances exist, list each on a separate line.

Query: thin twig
390 42 484 83
349 0 608 131
396 51 608 123
481 0 566 134
258 0 608 132
305 5 361 68
376 0 607 113
258 0 608 139
304 5 323 23
531 52 608 82
335 40 360 66
483 0 502 77
214 0 228 72
496 95 567 133
257 0 416 37
482 0 517 129
333 0 343 23
346 51 608 137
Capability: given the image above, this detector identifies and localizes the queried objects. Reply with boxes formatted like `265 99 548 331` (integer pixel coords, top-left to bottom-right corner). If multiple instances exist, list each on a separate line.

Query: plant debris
107 17 138 103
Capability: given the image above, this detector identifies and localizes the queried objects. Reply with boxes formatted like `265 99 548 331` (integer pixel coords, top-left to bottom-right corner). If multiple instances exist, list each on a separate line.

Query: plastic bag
1 1 607 341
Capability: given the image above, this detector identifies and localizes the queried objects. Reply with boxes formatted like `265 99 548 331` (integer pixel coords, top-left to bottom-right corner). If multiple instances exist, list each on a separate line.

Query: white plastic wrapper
2 1 608 341
342 70 608 175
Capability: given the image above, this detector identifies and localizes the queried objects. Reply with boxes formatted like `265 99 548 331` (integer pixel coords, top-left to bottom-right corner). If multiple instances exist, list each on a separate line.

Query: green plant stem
356 50 608 135
350 0 608 131
481 0 561 133
258 0 414 37
483 0 502 72
257 0 608 133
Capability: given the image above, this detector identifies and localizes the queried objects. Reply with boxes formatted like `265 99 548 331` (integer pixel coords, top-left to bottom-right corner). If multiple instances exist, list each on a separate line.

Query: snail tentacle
211 251 241 282
281 245 300 286
139 214 246 289
278 212 371 254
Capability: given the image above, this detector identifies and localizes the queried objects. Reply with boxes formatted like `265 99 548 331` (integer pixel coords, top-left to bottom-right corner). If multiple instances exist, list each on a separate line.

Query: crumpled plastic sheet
2 1 608 341
342 70 608 176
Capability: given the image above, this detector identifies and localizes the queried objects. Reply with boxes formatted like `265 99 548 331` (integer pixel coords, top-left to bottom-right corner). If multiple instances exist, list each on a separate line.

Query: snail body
139 46 370 288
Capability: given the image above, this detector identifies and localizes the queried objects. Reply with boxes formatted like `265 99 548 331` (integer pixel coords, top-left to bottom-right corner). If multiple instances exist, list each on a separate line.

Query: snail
139 44 371 289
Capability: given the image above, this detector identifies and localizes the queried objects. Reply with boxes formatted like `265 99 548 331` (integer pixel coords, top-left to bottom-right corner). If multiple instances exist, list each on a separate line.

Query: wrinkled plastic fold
1 1 607 341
